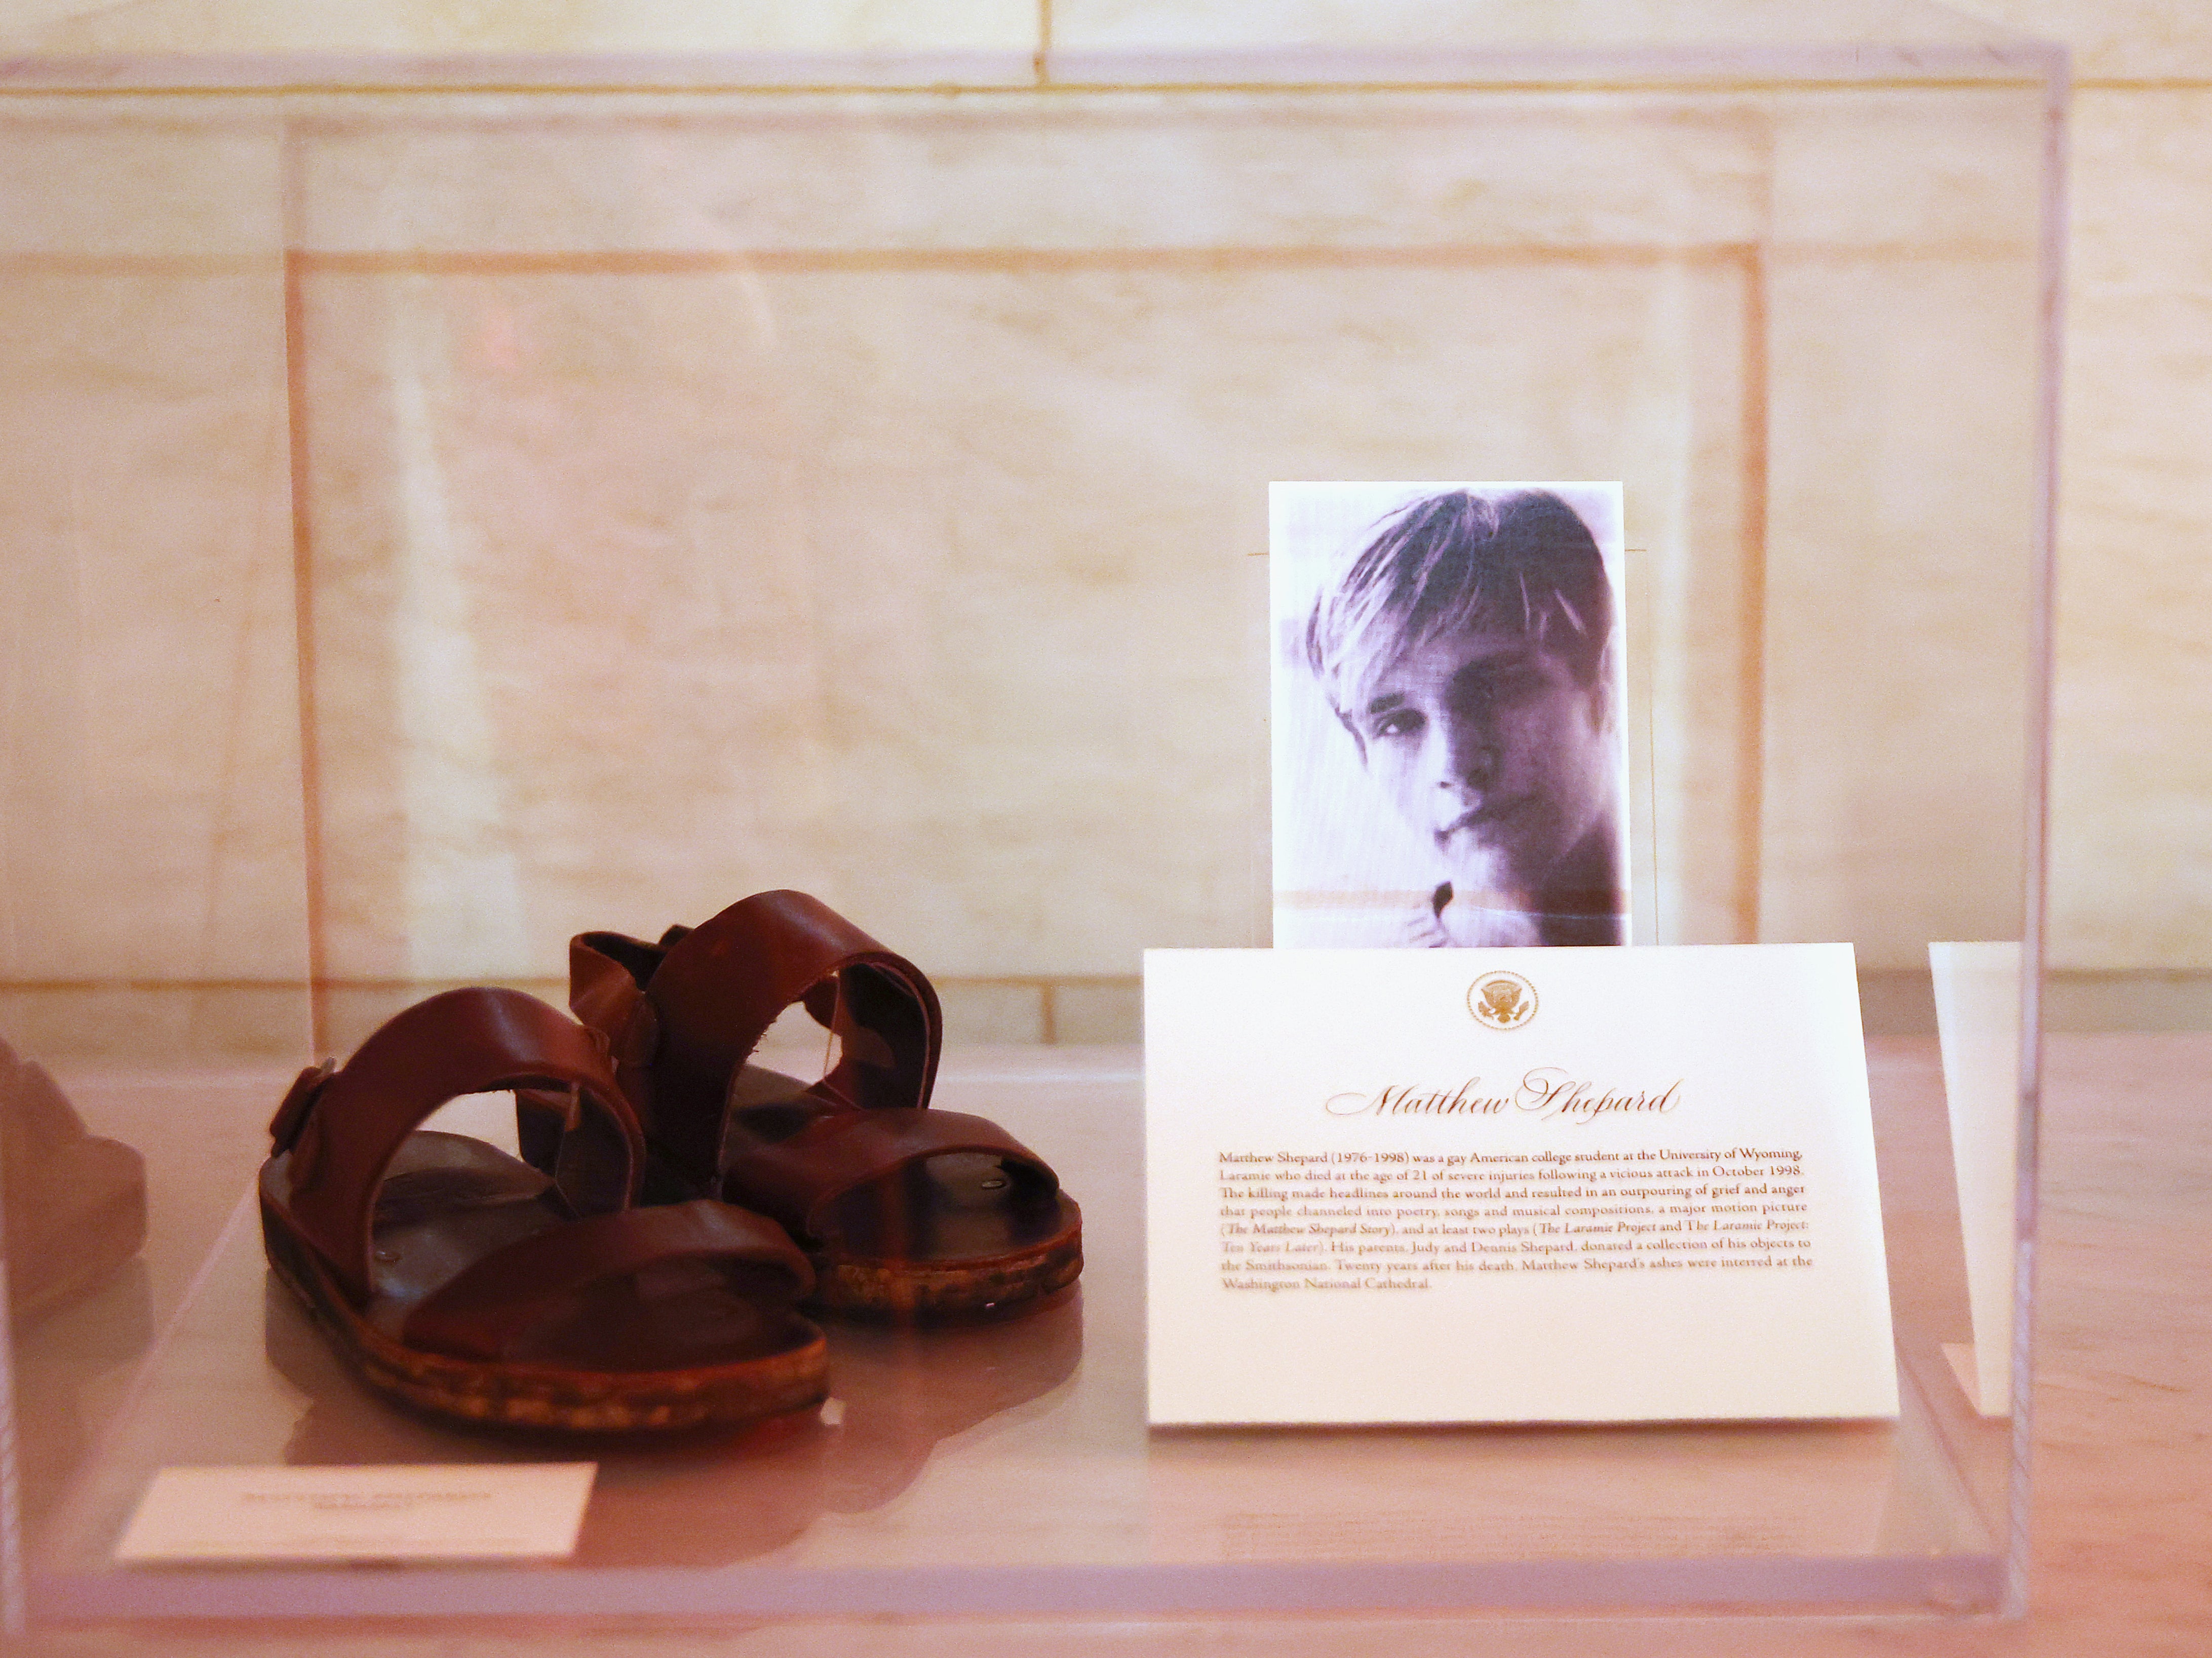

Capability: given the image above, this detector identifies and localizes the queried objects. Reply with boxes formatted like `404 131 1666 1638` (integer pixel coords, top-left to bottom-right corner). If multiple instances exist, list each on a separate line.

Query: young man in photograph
1303 488 1625 947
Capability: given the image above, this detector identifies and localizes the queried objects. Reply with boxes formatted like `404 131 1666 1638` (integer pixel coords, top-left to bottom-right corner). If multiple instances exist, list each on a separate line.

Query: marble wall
0 113 310 1056
0 3 2195 1054
1926 1 2212 997
0 0 1037 56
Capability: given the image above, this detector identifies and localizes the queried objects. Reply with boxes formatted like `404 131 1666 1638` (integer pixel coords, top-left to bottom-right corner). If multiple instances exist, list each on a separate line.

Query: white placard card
1144 945 1898 1425
115 1464 597 1563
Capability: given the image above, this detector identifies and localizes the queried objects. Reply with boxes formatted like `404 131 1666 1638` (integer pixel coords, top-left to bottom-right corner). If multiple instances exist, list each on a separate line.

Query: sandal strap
402 1200 811 1362
722 1104 1057 1244
579 893 942 1174
269 988 643 1304
569 930 672 1127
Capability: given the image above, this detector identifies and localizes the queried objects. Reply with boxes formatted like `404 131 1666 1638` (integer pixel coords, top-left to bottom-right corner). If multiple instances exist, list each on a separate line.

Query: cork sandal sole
261 1198 828 1433
260 1129 828 1435
810 1222 1085 1321
718 1077 1084 1322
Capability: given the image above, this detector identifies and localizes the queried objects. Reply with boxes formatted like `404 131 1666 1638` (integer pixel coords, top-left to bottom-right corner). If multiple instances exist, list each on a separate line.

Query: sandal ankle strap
574 892 942 1166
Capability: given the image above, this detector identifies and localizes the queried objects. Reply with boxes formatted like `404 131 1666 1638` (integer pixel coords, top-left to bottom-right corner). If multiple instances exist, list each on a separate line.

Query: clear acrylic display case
0 1 2062 1630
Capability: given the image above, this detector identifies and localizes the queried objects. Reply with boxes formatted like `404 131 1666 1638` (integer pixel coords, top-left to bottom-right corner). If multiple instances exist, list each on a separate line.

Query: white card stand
1929 942 2023 1419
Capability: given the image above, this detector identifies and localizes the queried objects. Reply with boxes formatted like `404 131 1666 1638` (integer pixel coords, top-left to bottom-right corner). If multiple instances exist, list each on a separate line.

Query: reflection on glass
263 1266 1081 1568
1 1036 144 1322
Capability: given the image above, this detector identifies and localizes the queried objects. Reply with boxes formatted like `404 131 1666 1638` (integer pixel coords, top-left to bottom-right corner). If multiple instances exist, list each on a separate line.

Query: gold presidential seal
1467 970 1537 1030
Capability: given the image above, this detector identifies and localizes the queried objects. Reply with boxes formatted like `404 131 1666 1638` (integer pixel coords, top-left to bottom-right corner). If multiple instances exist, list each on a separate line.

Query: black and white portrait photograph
1271 482 1631 950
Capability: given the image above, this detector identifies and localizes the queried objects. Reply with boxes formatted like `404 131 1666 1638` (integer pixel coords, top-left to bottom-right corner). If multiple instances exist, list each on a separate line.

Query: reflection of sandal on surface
0 1036 146 1322
258 987 827 1434
552 891 1082 1322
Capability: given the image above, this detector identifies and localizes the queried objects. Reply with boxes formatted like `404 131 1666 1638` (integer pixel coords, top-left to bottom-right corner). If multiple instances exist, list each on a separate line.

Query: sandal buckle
268 1058 336 1151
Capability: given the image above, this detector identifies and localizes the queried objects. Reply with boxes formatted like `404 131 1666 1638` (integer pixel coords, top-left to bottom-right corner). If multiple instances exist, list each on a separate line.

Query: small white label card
115 1464 596 1564
1145 944 1897 1425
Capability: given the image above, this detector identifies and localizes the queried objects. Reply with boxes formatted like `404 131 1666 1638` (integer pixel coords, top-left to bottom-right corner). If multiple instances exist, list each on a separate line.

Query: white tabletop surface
8 1032 2206 1657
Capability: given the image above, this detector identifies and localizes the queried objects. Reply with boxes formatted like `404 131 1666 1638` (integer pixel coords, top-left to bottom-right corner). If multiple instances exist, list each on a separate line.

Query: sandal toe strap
270 987 642 1305
402 1200 811 1362
720 1107 1058 1245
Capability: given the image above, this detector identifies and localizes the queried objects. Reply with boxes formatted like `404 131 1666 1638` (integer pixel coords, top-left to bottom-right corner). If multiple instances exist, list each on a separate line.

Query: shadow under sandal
556 891 1082 1322
259 987 828 1433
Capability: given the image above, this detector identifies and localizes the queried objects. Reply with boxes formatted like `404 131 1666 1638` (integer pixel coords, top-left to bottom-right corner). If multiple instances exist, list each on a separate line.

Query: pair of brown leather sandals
258 892 1082 1435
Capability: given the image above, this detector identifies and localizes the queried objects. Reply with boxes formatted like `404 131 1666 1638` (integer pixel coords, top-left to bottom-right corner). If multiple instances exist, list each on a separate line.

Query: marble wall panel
290 93 1766 256
0 272 304 974
1643 254 1763 948
1050 1 2024 54
0 270 303 977
1767 89 2045 255
1761 251 2039 964
1755 90 2043 966
1051 979 1143 1045
0 4 2205 1030
0 72 2072 1052
283 92 1783 994
2045 90 2212 970
0 0 2063 65
0 0 1035 56
0 110 309 1059
298 247 1770 982
0 110 282 255
277 95 1783 990
1954 1 2212 79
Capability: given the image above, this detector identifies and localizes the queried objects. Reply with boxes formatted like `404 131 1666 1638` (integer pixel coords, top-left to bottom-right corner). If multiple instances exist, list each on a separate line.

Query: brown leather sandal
548 892 1081 1322
259 987 828 1433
